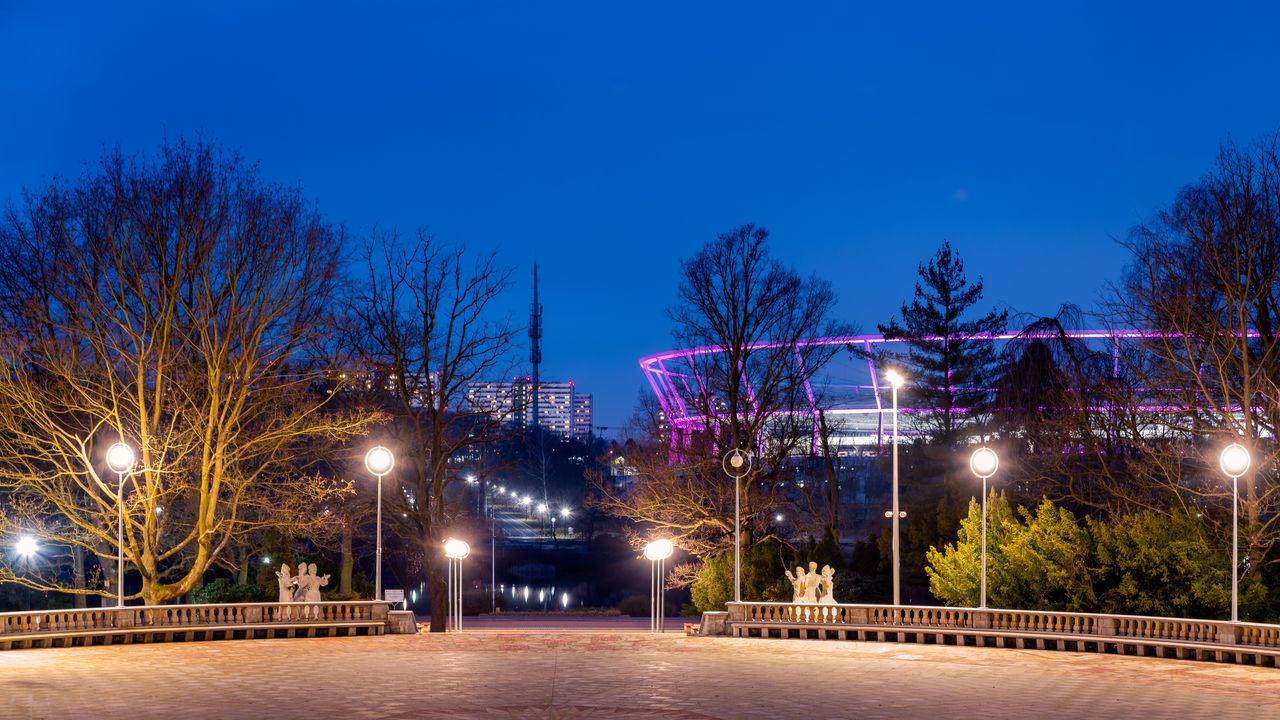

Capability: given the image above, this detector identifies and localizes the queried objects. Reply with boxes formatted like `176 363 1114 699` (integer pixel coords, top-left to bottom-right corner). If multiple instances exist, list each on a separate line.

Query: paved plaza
2 632 1278 719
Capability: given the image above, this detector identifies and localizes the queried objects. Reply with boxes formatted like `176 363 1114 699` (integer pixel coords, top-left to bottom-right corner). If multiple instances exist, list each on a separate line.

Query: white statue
785 566 807 602
292 563 311 602
802 561 819 603
275 563 295 603
818 564 837 604
785 562 820 603
303 562 330 602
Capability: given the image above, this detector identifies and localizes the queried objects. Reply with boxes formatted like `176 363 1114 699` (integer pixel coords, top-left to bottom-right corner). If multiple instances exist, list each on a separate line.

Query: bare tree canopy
594 224 848 572
1105 134 1280 574
343 229 516 630
0 140 374 603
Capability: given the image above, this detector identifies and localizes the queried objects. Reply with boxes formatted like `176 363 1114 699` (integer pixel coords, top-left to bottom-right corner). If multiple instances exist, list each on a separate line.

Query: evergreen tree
879 241 1008 444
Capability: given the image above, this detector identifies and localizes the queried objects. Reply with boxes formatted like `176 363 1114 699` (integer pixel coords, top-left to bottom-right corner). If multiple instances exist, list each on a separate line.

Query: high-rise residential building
466 379 593 442
571 392 593 442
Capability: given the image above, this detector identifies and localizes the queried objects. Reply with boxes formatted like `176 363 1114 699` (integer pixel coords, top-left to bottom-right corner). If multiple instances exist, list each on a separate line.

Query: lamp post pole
491 489 497 614
885 370 904 606
1219 443 1251 623
1233 472 1239 622
969 447 999 610
444 539 470 631
105 442 136 608
365 447 395 602
722 449 753 604
644 539 674 633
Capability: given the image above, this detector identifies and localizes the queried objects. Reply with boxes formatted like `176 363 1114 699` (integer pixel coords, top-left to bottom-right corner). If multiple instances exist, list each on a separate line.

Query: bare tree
344 230 516 631
594 225 846 592
1104 134 1280 576
0 140 374 604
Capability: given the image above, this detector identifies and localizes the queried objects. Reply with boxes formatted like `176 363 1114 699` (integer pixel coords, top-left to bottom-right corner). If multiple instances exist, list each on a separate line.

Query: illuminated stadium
639 330 1154 450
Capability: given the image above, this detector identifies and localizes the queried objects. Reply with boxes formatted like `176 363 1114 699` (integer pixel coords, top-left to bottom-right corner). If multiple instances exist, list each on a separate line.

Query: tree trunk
425 549 448 632
340 518 354 595
71 545 87 609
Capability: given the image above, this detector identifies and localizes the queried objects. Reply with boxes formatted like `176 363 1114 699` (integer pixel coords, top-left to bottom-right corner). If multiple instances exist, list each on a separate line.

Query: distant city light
774 513 784 522
536 503 548 514
262 555 272 565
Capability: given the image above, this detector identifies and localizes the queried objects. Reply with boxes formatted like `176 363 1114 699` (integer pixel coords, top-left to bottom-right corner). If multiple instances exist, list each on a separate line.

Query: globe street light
722 448 754 603
644 538 675 633
14 535 38 558
364 446 395 601
444 538 471 632
105 441 135 607
969 447 999 609
885 369 905 605
1219 443 1251 623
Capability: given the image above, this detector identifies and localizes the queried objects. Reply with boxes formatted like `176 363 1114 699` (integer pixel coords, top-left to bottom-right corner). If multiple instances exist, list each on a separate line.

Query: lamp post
489 484 497 614
969 447 999 609
644 538 674 633
105 442 135 607
364 447 395 602
1219 443 1251 623
722 448 754 603
444 539 470 632
885 369 905 605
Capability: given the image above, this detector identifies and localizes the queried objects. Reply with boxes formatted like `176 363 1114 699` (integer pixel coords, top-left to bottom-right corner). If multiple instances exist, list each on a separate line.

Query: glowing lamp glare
644 538 674 561
969 447 999 478
1220 444 1251 478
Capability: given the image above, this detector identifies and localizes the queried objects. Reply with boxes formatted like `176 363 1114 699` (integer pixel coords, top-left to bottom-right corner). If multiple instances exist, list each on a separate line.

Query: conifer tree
879 241 1008 444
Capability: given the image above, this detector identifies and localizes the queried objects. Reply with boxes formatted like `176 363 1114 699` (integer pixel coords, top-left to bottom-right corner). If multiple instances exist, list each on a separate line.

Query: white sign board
384 589 405 608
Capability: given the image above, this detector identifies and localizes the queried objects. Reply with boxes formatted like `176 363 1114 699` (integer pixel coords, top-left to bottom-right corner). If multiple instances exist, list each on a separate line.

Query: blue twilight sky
2 2 1279 429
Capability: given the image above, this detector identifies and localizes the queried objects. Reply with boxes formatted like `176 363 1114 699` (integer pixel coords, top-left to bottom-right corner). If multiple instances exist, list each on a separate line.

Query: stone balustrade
722 601 1280 666
0 601 396 651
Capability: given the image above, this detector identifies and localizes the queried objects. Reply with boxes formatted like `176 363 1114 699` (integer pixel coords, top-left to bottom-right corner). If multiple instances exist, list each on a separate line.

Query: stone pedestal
388 610 418 634
699 611 729 636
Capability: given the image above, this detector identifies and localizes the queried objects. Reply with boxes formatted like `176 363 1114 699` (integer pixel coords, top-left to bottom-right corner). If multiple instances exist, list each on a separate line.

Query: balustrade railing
726 601 1280 650
0 601 390 638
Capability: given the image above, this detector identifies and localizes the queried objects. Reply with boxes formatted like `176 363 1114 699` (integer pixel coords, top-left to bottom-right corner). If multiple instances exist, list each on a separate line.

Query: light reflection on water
508 584 574 610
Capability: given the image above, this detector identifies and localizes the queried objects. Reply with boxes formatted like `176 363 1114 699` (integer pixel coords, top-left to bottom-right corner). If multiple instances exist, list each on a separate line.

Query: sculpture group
275 563 330 603
785 561 837 604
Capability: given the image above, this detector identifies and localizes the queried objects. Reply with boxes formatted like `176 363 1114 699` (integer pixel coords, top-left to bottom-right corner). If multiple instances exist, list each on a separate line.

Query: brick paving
1 632 1278 719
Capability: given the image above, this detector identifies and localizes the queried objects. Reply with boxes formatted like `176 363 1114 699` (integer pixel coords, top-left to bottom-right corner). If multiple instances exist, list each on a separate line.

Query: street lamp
14 535 38 558
644 538 674 633
722 448 754 603
969 447 999 609
364 446 395 602
105 441 135 607
885 369 905 605
1219 443 1251 623
444 538 471 632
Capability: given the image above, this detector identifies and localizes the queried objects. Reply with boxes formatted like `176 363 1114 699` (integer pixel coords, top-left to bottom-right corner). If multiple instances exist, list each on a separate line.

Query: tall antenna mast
529 263 542 432
529 263 548 508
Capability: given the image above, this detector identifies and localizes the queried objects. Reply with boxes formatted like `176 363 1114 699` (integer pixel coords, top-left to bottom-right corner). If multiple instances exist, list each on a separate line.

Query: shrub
618 594 651 617
190 578 269 604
